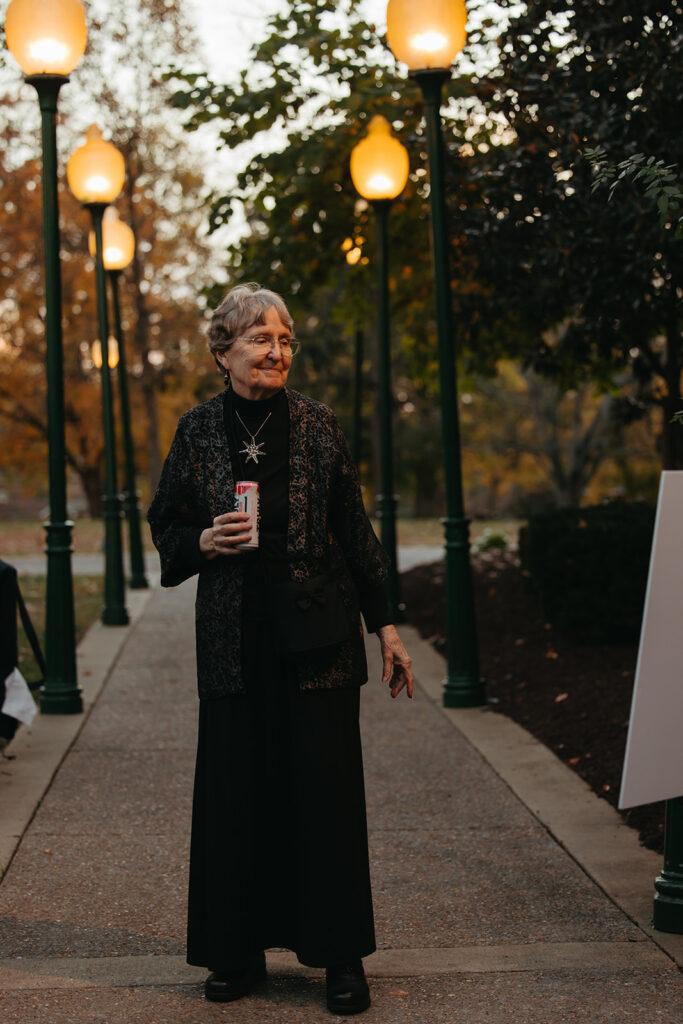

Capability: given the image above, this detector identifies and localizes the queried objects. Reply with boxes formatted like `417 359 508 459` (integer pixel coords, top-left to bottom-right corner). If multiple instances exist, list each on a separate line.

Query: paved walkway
1 578 682 1023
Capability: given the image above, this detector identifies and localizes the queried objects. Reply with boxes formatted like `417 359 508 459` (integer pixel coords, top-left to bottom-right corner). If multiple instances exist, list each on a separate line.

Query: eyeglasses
237 334 300 356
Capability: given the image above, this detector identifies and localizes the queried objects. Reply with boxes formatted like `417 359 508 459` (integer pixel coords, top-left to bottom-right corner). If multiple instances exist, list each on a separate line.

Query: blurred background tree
0 0 218 514
459 0 683 469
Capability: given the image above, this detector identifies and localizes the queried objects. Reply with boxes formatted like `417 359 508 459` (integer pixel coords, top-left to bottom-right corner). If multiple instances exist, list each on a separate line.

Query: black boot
326 960 371 1015
204 952 266 1002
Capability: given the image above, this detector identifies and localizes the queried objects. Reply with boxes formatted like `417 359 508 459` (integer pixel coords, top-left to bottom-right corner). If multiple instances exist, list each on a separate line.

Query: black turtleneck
223 387 289 579
222 386 391 632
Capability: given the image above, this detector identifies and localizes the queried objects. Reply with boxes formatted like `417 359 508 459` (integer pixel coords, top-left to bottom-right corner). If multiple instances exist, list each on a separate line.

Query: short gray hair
208 283 294 359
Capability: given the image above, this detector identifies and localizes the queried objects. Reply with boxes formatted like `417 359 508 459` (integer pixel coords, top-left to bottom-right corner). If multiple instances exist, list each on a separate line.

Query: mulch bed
401 549 664 854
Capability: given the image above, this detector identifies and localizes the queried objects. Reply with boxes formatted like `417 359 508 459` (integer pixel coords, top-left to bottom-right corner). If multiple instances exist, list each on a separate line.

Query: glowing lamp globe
67 125 125 205
5 0 87 76
341 237 363 265
91 337 119 370
386 0 467 70
88 207 135 271
350 116 409 201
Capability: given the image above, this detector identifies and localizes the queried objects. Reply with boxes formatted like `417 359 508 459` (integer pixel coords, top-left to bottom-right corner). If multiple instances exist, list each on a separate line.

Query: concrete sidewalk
0 579 681 1023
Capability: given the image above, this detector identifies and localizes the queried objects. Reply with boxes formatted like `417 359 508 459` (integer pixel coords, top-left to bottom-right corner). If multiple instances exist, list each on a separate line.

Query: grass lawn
17 575 104 688
371 518 524 548
1 517 523 556
0 518 155 557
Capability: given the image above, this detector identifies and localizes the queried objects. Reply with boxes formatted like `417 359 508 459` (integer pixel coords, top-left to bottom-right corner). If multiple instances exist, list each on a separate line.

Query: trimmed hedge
518 502 655 642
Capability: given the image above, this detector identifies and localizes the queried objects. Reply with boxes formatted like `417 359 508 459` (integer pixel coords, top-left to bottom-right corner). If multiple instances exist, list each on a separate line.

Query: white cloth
2 667 37 726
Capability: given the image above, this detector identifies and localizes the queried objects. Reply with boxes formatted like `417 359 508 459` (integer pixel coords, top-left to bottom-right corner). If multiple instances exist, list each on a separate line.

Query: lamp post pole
372 199 402 622
88 205 128 625
68 126 129 625
26 74 82 714
384 0 482 706
352 325 364 468
108 269 149 589
351 115 408 624
343 240 366 470
411 69 483 708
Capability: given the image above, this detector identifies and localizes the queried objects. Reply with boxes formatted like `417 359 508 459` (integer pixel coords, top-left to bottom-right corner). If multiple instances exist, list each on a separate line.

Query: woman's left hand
377 625 414 699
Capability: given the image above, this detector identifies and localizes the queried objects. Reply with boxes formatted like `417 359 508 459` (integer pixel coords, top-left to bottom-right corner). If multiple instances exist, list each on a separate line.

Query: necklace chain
235 409 272 465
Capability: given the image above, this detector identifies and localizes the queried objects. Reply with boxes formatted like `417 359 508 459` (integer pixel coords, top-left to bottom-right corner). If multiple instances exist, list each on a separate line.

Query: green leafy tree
459 0 683 468
169 1 434 320
586 149 682 231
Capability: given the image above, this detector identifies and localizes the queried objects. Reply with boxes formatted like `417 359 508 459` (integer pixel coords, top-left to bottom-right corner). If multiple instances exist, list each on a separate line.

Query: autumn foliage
0 0 218 514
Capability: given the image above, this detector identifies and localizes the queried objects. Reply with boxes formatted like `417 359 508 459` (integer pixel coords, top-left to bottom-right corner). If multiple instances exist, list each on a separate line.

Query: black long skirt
186 615 376 970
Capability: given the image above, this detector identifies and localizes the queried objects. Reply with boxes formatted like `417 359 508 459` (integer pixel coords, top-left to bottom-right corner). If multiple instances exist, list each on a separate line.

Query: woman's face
217 306 292 400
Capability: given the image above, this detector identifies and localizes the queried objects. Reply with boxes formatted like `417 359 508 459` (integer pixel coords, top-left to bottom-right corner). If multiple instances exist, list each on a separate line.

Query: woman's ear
215 349 230 372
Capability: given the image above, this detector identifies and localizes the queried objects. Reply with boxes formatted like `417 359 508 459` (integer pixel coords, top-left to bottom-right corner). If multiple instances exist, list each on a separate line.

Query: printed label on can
234 481 259 549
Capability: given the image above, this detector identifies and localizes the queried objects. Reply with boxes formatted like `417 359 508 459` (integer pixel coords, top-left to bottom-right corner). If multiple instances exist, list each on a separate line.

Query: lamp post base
40 520 82 715
128 574 149 590
123 490 149 590
40 686 83 715
653 797 683 934
102 605 129 626
101 492 129 626
443 677 486 708
441 514 483 707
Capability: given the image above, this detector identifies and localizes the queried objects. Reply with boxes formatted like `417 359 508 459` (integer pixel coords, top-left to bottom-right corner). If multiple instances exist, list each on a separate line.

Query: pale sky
187 0 391 249
192 0 390 82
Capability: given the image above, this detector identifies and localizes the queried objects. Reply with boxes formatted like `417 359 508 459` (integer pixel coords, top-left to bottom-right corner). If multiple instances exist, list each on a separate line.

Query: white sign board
619 471 683 809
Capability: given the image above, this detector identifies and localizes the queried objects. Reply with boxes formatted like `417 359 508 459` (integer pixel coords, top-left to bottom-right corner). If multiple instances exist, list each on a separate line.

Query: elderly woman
148 283 413 1016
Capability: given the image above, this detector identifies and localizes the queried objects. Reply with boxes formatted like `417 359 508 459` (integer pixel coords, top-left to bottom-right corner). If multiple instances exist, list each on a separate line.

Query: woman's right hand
199 511 252 558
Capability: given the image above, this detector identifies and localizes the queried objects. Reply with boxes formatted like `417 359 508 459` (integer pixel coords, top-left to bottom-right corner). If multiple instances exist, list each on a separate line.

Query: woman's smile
218 306 292 400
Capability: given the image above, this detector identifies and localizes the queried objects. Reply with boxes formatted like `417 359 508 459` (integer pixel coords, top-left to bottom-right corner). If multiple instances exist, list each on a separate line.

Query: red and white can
234 481 259 549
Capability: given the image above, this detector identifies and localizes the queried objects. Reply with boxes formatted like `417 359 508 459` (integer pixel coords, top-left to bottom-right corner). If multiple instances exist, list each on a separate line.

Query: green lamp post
350 115 409 623
67 127 129 626
351 323 365 469
341 236 367 468
653 797 683 933
4 0 88 714
386 0 484 706
89 208 149 590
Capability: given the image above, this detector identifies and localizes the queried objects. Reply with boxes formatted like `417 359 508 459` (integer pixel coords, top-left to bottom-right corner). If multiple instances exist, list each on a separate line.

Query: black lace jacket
147 388 390 699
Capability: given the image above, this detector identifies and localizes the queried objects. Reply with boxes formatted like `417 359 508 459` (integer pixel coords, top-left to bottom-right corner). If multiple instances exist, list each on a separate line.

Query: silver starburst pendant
234 409 272 466
240 439 266 464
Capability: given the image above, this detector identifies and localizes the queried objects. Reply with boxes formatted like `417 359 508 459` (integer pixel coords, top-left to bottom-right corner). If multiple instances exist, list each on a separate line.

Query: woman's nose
265 341 284 360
